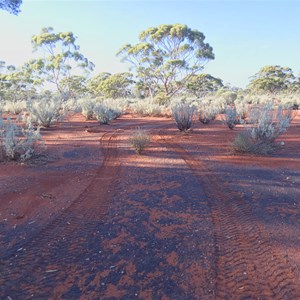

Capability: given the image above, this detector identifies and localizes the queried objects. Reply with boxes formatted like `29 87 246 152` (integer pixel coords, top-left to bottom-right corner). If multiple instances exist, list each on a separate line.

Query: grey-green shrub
129 128 150 155
172 103 196 132
93 103 117 124
224 105 238 129
3 100 27 114
233 103 292 154
27 95 63 127
0 114 44 161
197 102 219 124
130 98 162 116
78 97 98 120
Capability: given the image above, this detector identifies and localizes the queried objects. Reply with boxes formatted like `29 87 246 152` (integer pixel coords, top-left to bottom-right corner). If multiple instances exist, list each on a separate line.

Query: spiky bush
27 95 63 128
0 114 44 161
129 128 150 155
233 103 292 154
172 103 196 132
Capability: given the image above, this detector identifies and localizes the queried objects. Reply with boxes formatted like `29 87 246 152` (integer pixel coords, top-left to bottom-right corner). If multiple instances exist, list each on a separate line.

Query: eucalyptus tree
88 72 134 99
29 27 94 99
117 23 214 98
186 73 223 97
0 0 22 15
60 75 88 99
0 61 36 102
248 65 295 94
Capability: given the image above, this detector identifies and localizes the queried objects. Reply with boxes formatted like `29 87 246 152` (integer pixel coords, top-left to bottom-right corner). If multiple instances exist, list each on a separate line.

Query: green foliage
186 74 223 98
29 27 94 98
88 72 134 98
0 0 22 15
117 23 214 98
60 75 88 99
129 128 150 155
248 65 295 94
154 91 171 106
0 61 36 102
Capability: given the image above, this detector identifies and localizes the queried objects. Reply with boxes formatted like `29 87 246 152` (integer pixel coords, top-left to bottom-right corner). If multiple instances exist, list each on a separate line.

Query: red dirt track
0 112 300 299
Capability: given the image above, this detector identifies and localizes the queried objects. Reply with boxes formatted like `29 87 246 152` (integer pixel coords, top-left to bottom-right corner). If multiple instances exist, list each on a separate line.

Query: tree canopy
117 23 214 98
186 73 223 97
248 65 295 94
0 0 22 15
0 61 36 102
88 72 134 99
29 27 94 98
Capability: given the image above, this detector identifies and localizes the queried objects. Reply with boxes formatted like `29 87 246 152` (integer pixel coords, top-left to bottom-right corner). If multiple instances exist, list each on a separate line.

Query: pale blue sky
0 0 299 88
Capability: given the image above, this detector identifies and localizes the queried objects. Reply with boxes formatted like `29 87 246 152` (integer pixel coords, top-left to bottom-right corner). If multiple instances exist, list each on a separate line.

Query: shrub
101 98 128 119
154 92 171 106
197 103 218 124
78 97 98 120
232 103 292 155
93 103 118 124
129 128 150 154
224 105 238 129
3 100 27 114
130 98 162 116
235 100 249 121
0 114 44 161
27 95 63 127
172 103 196 132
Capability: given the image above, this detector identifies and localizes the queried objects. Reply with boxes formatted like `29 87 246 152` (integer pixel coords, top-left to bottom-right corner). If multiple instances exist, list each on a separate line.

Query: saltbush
224 105 238 129
130 98 162 116
27 95 63 127
0 114 44 161
233 103 292 154
93 103 118 124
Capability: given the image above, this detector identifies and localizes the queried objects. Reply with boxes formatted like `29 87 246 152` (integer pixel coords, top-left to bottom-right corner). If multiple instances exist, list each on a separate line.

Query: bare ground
0 111 300 299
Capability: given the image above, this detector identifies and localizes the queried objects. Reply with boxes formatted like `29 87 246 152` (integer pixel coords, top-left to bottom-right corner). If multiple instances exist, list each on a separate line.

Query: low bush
0 114 44 161
224 105 238 129
27 95 63 127
3 100 27 114
130 98 162 117
232 103 292 155
93 103 118 124
78 97 98 120
129 128 150 155
172 103 196 132
197 103 218 124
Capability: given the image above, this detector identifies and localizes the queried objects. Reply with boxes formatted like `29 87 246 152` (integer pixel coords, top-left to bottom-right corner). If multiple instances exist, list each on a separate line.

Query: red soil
0 111 299 299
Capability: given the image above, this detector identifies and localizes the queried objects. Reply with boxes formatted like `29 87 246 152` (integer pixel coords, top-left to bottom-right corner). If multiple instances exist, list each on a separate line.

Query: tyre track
0 128 121 298
0 120 171 298
158 129 300 299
